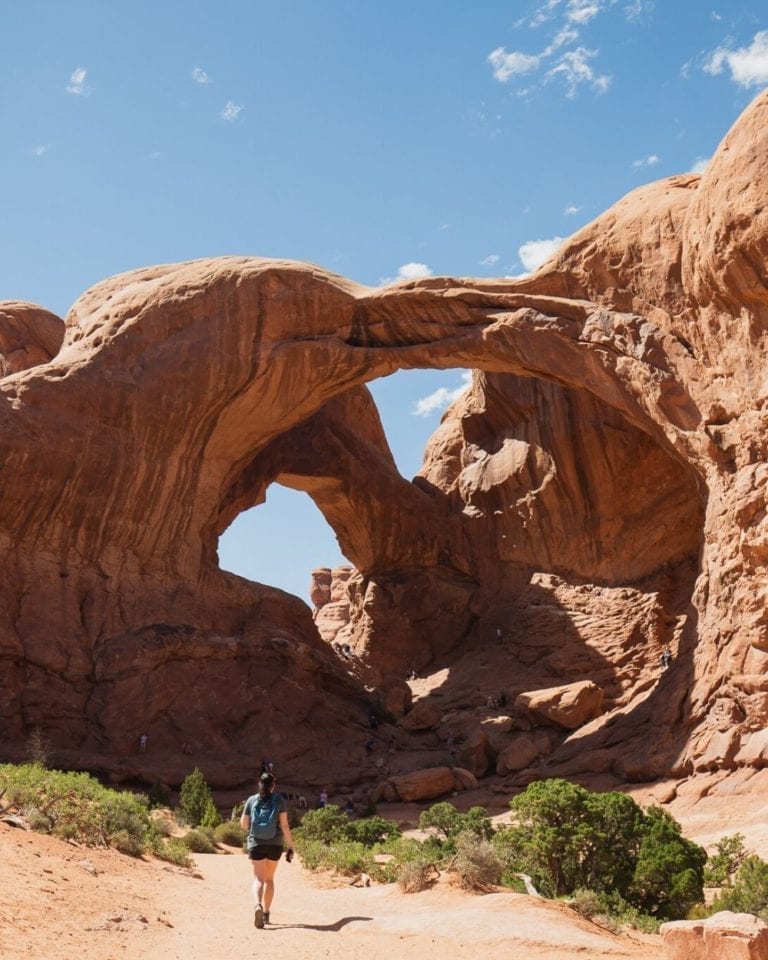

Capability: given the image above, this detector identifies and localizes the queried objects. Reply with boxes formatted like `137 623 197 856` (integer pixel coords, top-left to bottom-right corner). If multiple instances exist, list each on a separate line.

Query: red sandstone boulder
452 767 479 791
389 767 456 802
399 700 443 731
309 567 332 608
515 681 604 730
0 300 64 375
661 911 768 960
496 731 552 775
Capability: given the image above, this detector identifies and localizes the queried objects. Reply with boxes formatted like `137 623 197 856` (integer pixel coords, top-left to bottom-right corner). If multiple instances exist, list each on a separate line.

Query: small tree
712 855 768 919
179 768 218 828
705 833 748 887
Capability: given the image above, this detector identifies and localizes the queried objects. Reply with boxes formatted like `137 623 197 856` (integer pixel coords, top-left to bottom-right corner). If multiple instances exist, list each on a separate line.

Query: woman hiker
240 771 295 928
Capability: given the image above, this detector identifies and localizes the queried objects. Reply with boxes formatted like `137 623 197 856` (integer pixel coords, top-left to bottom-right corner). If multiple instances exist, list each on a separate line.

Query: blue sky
3 1 767 602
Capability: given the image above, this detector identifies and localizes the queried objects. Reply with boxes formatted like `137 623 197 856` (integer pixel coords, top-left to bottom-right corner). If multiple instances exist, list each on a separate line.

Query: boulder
399 700 443 731
496 731 552 775
660 911 768 960
452 767 479 791
390 767 456 802
309 567 332 609
515 681 604 730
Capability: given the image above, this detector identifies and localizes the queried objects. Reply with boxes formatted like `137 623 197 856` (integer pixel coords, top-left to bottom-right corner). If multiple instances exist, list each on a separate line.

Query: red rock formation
3 92 768 793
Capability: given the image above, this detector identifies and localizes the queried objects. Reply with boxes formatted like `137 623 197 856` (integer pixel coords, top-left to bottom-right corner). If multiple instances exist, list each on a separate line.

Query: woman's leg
251 856 279 913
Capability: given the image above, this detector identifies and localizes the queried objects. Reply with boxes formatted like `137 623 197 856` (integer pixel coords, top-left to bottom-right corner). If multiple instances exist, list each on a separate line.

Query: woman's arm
239 801 250 832
279 810 294 851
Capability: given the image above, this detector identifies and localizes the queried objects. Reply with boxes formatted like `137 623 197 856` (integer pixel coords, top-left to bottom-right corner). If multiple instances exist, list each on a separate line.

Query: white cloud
567 1 602 25
31 145 47 157
399 262 433 281
704 31 768 87
712 11 722 21
480 254 500 266
378 262 435 285
690 156 710 174
412 371 473 417
220 100 243 121
518 236 565 272
564 203 581 215
546 47 611 96
192 67 212 84
624 0 654 21
488 47 541 81
632 153 660 169
66 67 90 96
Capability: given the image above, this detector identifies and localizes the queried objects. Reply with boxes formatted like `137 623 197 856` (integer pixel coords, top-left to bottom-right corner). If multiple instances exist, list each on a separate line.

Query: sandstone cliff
3 91 768 794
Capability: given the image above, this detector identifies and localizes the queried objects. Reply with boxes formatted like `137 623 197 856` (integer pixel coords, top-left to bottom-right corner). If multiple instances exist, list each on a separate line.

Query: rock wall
3 91 768 790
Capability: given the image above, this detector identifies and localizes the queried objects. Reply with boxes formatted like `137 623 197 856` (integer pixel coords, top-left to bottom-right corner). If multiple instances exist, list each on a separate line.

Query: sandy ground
5 773 768 960
0 821 659 960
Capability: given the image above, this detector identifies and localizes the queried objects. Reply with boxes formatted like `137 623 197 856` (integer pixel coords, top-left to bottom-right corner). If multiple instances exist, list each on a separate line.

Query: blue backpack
248 793 280 841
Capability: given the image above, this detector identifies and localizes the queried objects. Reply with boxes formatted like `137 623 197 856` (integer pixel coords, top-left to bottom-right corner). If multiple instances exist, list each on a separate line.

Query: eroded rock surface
3 92 768 793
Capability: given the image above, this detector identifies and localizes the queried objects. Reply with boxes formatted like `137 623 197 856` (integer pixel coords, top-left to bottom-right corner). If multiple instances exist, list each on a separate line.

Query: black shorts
249 845 283 861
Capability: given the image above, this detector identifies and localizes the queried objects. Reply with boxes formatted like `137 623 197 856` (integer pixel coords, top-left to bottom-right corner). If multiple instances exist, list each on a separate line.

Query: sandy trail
1 822 659 960
138 851 660 960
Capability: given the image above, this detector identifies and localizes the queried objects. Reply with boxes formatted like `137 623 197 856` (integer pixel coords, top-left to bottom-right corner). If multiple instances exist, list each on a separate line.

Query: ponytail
258 771 275 799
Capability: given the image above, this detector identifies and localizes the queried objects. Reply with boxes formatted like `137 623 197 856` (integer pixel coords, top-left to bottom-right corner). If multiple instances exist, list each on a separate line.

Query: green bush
711 855 768 919
154 837 193 868
705 834 748 887
418 802 493 849
182 828 218 854
295 804 350 844
0 762 153 853
346 816 401 846
214 820 246 847
179 769 220 828
504 778 705 919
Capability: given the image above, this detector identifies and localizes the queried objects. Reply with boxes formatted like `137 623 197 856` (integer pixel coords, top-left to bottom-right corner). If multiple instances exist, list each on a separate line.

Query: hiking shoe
254 905 264 929
263 911 270 925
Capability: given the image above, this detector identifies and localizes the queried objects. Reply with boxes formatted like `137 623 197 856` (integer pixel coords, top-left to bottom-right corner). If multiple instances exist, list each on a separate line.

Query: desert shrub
154 837 193 868
346 815 400 846
293 836 372 875
418 802 466 841
711 855 768 919
628 806 706 920
181 828 217 854
0 763 153 853
568 887 603 918
418 802 493 849
151 812 175 837
111 829 145 858
178 768 220 828
397 859 440 893
214 820 246 847
147 782 170 809
295 804 350 844
505 778 705 919
453 834 503 891
705 833 748 887
26 728 50 768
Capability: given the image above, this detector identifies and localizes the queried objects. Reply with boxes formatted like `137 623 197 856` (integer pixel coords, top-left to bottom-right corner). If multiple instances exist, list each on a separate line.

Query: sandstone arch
2 91 768 789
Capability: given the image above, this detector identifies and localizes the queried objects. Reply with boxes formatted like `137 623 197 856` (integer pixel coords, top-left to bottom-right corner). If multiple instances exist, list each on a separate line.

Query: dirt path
138 852 661 960
1 822 660 960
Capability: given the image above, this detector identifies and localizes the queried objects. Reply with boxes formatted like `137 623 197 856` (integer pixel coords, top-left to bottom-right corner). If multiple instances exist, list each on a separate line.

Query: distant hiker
343 797 355 815
240 771 295 930
496 627 503 643
660 648 673 670
499 691 508 708
139 733 148 754
406 667 417 680
318 788 328 808
181 741 192 755
298 794 307 809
